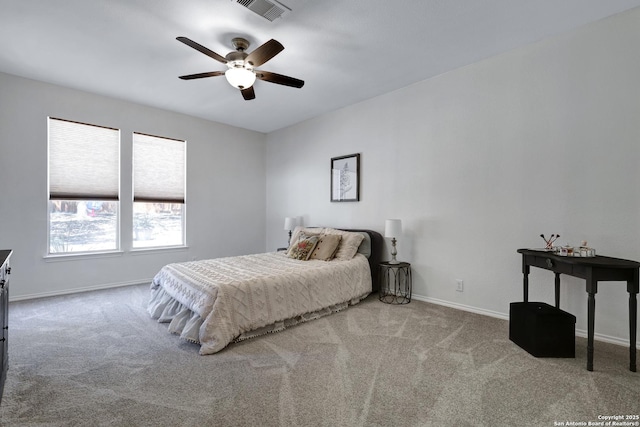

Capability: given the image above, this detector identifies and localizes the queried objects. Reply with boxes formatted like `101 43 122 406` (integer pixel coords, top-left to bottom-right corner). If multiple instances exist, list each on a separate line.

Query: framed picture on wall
331 153 360 202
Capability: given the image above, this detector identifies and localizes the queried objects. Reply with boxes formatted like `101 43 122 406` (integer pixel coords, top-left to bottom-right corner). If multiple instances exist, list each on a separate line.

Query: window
47 120 185 254
132 132 185 248
48 118 120 254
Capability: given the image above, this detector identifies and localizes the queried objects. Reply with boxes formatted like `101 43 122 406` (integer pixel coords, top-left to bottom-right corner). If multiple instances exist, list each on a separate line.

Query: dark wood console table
0 250 11 404
517 249 639 372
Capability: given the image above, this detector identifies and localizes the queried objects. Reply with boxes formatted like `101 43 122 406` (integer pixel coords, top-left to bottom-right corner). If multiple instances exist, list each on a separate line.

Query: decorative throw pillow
309 234 342 261
287 234 319 260
289 226 323 249
323 228 365 261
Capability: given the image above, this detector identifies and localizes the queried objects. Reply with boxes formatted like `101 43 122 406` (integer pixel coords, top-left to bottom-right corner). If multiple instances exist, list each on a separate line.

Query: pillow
323 228 365 261
309 234 342 261
355 232 372 258
289 226 323 249
287 234 319 260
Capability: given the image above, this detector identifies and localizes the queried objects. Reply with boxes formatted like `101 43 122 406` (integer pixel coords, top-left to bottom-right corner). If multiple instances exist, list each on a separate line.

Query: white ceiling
1 0 640 133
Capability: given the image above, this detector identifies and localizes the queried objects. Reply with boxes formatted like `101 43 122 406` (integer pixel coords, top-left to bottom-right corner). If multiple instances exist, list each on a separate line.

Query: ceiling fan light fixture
225 66 256 89
177 36 304 100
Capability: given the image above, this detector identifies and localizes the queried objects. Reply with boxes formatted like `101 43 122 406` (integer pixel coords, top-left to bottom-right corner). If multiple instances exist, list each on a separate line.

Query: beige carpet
0 284 637 426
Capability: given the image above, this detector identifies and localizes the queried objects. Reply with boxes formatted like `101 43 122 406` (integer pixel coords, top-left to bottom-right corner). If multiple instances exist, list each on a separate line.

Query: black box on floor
509 302 576 358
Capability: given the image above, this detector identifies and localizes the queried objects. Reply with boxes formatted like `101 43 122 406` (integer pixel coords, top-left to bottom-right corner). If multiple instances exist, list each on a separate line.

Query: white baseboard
9 279 152 302
412 294 508 320
412 293 640 350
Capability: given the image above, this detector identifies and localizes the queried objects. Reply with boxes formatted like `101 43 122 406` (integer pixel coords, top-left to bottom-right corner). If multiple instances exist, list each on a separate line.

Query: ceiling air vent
234 0 291 21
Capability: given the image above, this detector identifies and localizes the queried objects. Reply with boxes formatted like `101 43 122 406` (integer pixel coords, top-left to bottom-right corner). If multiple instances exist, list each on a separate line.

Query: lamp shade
225 67 256 89
284 217 297 231
384 219 402 238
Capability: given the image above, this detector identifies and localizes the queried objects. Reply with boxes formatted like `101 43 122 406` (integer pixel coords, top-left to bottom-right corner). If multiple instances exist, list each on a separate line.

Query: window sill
129 245 189 256
44 245 189 261
44 250 124 262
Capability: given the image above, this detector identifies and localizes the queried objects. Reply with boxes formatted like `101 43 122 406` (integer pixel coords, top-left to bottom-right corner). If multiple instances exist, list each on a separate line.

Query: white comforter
148 251 372 354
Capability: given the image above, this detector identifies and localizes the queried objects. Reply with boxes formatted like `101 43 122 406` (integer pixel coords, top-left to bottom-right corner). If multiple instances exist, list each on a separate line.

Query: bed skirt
148 284 369 348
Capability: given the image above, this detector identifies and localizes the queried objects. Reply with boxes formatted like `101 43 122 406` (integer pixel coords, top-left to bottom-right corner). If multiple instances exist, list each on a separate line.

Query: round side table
378 261 412 304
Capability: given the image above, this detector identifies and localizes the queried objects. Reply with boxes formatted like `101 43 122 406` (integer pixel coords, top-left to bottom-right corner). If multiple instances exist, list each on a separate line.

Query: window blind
133 132 185 204
48 117 120 201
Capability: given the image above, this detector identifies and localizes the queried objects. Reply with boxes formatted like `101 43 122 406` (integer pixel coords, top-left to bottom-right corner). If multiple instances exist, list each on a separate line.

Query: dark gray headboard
341 229 384 293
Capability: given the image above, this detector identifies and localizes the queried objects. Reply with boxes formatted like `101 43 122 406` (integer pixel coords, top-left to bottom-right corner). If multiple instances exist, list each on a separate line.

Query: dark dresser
0 250 11 404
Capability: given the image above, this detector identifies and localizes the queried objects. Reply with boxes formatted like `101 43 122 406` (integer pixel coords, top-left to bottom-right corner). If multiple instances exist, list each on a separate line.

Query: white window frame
46 117 121 256
131 132 186 250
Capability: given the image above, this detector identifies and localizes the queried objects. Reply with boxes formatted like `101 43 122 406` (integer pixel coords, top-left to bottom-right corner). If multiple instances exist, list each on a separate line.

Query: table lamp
384 219 402 264
284 217 297 247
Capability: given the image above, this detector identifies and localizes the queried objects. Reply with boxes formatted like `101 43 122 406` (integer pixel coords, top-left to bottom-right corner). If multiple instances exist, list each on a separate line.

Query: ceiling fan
177 36 304 100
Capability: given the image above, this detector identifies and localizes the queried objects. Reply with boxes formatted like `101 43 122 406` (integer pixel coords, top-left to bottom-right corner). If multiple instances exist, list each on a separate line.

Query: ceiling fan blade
256 71 304 88
178 71 225 80
241 86 256 100
177 37 228 64
245 39 284 67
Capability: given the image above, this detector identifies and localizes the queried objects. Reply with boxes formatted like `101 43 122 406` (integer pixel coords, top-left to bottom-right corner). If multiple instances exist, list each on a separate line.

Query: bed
148 227 383 354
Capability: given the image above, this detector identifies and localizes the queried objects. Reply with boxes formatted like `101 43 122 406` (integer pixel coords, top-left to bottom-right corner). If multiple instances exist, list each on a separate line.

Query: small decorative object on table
540 233 560 250
539 234 595 257
558 241 596 257
578 241 596 257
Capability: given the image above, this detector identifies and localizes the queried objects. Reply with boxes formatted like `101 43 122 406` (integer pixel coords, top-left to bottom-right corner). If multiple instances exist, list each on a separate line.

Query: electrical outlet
456 279 464 292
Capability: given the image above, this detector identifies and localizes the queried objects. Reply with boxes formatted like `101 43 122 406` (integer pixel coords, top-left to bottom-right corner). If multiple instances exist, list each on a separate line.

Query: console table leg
523 264 530 303
554 273 560 308
587 292 596 371
630 291 637 372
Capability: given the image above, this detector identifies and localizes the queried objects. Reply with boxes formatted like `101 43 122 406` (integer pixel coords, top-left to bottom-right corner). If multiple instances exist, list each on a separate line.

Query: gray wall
2 7 639 348
265 9 640 346
0 72 266 299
